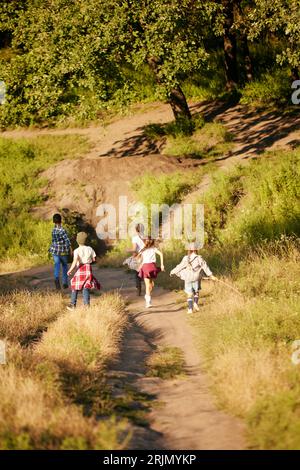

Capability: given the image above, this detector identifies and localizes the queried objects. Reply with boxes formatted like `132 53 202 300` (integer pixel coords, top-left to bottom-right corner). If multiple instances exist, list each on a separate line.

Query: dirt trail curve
2 265 245 449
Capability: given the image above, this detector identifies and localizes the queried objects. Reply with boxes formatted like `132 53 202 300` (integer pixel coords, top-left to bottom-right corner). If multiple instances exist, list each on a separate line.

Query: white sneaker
187 308 193 314
193 303 200 311
145 295 152 308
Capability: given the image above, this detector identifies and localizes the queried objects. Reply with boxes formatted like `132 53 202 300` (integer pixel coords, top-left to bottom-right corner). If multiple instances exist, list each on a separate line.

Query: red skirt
71 264 101 291
139 263 161 279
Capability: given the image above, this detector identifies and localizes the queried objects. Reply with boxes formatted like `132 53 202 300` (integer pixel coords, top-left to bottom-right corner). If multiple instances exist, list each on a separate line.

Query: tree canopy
0 0 299 126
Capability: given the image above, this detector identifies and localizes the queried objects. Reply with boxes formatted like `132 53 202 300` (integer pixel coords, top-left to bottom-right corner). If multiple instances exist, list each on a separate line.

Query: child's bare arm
155 249 165 271
67 255 77 275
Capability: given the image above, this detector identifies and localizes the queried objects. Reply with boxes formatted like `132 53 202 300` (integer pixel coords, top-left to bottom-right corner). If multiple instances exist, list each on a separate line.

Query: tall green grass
0 135 90 272
144 117 233 160
240 68 292 106
163 122 233 159
131 171 201 210
197 148 300 248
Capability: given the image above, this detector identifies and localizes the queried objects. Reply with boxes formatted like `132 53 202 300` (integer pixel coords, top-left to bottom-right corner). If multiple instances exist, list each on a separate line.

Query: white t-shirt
132 234 145 253
73 245 96 265
141 247 157 264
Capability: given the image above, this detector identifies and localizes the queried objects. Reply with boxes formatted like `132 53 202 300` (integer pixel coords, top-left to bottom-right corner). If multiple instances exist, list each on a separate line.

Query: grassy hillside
157 146 300 449
0 135 90 273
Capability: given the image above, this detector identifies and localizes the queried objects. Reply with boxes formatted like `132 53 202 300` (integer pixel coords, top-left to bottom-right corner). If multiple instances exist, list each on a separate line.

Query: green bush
163 122 233 159
240 68 292 106
144 115 205 140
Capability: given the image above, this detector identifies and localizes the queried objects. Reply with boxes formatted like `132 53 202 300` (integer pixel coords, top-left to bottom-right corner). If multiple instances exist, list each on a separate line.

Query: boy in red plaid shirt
67 232 100 310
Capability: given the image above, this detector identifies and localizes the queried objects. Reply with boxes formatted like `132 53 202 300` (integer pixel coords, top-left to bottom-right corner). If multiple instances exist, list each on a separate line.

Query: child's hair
135 223 144 234
53 213 62 224
140 236 155 253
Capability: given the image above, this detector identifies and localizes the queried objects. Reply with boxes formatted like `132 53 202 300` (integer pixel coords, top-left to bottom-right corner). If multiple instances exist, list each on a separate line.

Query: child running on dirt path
67 232 100 310
123 223 145 296
138 237 164 308
170 242 217 314
49 213 71 290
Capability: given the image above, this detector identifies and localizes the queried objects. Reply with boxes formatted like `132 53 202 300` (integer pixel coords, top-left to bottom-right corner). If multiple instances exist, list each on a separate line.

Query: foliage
247 0 300 70
240 68 293 105
197 147 300 246
0 0 122 126
102 0 216 99
163 122 233 159
0 0 299 126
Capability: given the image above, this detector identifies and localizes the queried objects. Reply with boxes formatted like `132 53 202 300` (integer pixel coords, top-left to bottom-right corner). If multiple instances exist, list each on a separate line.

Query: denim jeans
53 255 69 285
71 288 90 306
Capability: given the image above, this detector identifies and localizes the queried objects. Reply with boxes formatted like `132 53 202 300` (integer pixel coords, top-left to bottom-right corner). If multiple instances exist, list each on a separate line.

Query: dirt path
2 264 245 449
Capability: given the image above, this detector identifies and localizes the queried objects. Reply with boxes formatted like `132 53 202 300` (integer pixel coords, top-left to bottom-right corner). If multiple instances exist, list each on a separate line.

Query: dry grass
0 254 45 274
0 362 127 449
0 290 64 344
146 346 185 379
191 245 300 448
0 292 130 449
36 293 127 373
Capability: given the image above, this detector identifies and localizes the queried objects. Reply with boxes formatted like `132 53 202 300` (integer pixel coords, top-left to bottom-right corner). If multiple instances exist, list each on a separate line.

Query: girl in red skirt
67 232 100 310
138 237 164 308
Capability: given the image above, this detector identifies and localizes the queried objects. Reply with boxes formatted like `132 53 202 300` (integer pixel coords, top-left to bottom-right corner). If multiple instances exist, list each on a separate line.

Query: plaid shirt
49 226 71 256
71 264 101 291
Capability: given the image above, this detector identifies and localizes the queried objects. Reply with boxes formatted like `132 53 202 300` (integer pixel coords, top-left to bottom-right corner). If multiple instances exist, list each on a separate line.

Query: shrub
240 68 292 106
163 122 233 159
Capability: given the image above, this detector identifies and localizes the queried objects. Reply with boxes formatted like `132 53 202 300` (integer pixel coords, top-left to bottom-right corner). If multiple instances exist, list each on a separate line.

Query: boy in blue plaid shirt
49 213 71 290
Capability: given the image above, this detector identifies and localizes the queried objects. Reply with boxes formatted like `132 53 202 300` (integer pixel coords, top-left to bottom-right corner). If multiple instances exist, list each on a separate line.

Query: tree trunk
291 67 300 82
148 56 191 121
222 0 238 90
241 33 253 82
168 85 192 121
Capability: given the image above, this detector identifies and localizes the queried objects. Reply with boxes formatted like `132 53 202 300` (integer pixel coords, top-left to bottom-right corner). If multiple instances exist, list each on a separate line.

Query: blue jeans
71 288 90 306
53 255 69 286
